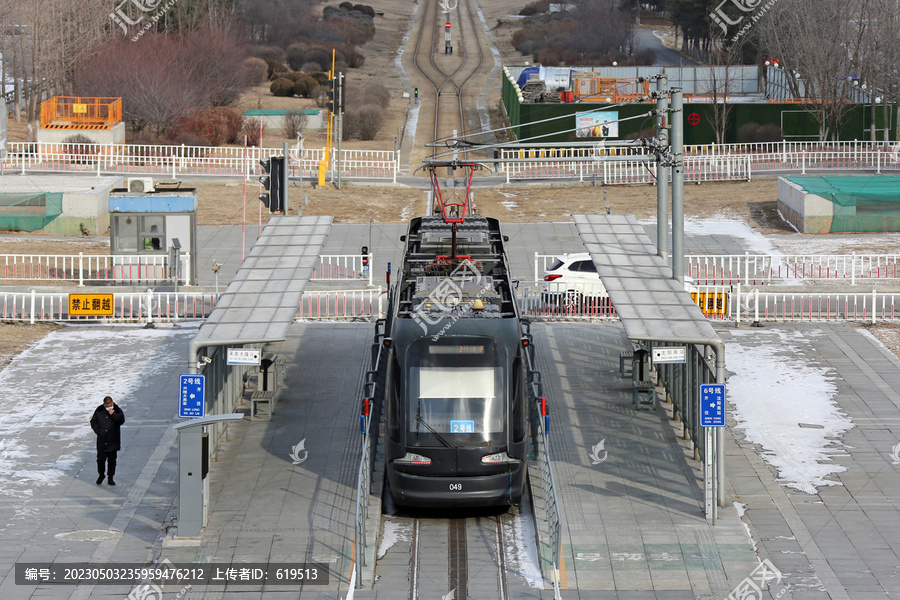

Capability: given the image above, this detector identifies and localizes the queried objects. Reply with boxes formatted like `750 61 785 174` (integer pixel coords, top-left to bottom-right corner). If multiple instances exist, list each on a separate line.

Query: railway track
410 0 489 166
374 483 539 598
382 512 513 600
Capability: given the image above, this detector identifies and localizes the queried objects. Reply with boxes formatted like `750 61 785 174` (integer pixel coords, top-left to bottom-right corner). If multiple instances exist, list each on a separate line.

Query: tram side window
512 357 526 443
388 356 402 441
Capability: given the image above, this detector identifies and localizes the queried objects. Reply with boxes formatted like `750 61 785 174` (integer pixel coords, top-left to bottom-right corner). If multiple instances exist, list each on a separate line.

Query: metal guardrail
521 320 562 594
518 283 617 320
536 252 900 286
355 317 387 588
1 141 398 181
503 155 752 184
0 253 174 285
0 289 215 323
731 286 900 324
310 254 373 286
298 287 383 319
503 141 900 183
687 253 900 285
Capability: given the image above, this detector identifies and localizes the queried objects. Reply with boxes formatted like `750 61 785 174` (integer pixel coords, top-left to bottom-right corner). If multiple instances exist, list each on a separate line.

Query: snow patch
728 329 853 494
378 519 411 559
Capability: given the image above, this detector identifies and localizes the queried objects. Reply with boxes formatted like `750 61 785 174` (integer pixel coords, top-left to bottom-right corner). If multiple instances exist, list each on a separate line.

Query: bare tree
74 29 249 135
0 0 108 135
758 0 868 140
852 0 900 141
282 110 308 138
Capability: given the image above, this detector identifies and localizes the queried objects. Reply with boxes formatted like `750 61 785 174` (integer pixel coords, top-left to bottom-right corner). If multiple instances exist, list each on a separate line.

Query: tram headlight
396 452 432 465
481 452 520 465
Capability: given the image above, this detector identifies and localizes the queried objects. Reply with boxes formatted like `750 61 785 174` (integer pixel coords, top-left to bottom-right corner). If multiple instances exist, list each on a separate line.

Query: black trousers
97 450 117 477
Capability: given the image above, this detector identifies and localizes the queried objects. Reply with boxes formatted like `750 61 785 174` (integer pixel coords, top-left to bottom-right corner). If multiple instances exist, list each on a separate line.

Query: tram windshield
407 338 506 445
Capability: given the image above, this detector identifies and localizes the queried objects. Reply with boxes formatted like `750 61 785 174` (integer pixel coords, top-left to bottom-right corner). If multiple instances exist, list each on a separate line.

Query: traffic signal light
325 78 336 113
259 157 284 212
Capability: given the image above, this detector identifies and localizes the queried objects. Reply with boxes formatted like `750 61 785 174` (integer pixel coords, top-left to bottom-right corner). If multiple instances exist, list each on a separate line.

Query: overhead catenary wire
425 109 661 163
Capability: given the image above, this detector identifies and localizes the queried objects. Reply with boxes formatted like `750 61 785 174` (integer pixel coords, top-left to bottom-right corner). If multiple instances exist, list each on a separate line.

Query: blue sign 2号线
179 374 206 418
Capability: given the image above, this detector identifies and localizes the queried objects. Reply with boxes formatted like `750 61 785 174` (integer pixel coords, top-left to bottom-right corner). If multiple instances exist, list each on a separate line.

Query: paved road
635 29 699 67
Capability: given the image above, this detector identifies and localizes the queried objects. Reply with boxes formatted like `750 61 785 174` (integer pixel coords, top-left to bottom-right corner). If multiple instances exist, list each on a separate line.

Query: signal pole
282 142 289 213
655 74 669 263
671 87 685 283
336 72 343 190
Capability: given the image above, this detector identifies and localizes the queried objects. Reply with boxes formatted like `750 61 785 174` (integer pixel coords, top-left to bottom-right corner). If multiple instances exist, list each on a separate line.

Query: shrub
305 46 332 70
292 75 318 98
282 110 308 138
63 133 95 145
738 122 773 143
300 62 323 73
241 57 268 86
342 45 365 68
242 118 265 147
248 45 285 63
270 77 295 97
171 107 244 146
266 59 289 81
355 105 383 140
350 81 390 110
519 0 551 16
757 123 784 142
62 133 96 163
738 123 784 143
341 110 359 140
313 85 327 108
171 131 209 147
286 44 306 71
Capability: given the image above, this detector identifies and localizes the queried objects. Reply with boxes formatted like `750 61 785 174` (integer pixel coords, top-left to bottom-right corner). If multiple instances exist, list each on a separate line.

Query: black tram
381 213 529 508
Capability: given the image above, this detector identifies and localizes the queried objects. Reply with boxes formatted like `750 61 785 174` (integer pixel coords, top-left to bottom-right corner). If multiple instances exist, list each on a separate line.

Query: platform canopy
573 213 718 344
191 215 332 351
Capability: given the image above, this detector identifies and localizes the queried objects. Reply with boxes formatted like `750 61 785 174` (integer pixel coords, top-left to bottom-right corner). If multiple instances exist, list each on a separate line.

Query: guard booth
109 183 198 285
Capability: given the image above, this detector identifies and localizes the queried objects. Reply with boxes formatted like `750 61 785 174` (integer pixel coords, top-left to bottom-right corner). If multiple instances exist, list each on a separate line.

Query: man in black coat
90 396 125 486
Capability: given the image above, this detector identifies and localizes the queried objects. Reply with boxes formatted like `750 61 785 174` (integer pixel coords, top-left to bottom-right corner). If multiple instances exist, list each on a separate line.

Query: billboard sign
575 111 618 139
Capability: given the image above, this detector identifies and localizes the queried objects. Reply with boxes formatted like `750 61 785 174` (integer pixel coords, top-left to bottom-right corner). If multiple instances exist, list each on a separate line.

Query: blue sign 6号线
700 383 726 427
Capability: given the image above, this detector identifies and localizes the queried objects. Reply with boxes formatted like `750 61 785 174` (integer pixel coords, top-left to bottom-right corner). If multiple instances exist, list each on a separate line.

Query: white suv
540 253 609 309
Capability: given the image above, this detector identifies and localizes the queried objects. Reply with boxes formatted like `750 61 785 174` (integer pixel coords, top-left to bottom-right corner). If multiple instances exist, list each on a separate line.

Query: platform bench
619 350 633 376
632 380 657 411
251 390 275 421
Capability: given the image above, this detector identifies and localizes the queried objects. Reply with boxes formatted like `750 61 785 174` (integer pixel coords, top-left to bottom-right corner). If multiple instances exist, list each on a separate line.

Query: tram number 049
449 483 463 491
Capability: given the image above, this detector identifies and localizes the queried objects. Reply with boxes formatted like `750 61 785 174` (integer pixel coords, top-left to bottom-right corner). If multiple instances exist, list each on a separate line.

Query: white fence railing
503 140 900 183
310 254 373 285
1 142 399 181
686 253 900 285
298 287 384 319
0 253 177 285
503 155 752 183
0 290 216 323
731 286 900 324
536 252 900 286
0 252 376 286
518 281 617 320
5 285 900 325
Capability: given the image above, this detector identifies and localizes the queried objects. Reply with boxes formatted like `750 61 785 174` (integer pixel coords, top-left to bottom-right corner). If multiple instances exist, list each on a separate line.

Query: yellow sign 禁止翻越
68 294 114 317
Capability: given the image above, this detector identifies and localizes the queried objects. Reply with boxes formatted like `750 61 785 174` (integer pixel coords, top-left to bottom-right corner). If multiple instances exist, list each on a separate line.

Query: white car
540 253 609 310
